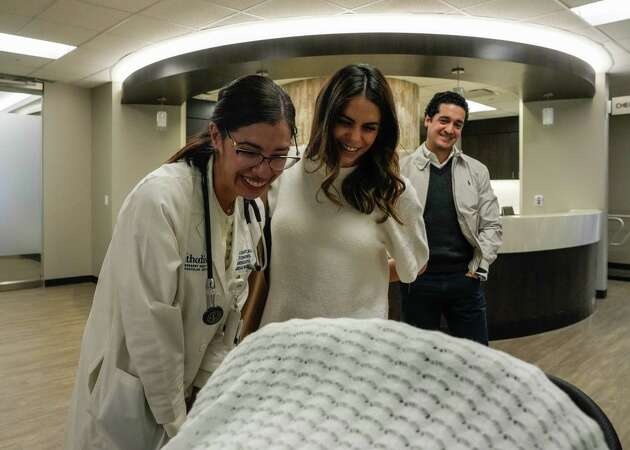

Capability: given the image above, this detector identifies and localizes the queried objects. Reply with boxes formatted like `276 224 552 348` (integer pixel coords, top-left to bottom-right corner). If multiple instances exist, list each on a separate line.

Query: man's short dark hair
424 91 469 123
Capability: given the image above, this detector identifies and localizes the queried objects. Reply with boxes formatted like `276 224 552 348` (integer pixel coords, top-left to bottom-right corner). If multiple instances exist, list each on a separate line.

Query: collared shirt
422 144 455 169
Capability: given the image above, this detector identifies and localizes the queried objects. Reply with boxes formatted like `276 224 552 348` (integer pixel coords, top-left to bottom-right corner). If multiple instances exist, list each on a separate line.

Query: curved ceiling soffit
121 32 597 105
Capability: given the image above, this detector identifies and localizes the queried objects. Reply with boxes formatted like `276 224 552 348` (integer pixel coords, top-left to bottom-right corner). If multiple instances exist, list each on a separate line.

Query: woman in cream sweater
260 64 428 325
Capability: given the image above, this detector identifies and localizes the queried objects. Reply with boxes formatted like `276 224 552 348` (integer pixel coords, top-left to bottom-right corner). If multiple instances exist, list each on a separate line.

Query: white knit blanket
164 318 607 450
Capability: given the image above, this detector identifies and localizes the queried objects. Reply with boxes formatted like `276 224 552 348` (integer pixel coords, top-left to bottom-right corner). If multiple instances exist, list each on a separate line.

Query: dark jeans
399 271 489 346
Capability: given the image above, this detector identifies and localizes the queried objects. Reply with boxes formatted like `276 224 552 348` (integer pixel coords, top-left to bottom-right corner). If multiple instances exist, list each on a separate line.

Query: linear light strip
571 0 630 26
111 14 613 83
0 32 75 59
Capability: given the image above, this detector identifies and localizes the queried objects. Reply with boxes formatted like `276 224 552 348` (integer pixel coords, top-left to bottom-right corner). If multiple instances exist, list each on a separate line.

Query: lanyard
200 162 224 326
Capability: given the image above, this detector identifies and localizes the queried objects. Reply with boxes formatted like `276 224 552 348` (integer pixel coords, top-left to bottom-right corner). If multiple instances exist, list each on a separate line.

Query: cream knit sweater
260 158 428 324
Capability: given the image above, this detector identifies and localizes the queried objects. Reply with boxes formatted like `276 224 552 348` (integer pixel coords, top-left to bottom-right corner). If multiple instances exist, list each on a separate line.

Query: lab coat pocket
87 354 104 395
97 368 159 450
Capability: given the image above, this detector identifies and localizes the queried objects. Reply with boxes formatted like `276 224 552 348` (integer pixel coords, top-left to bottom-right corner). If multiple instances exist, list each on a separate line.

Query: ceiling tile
357 0 457 14
0 0 56 17
529 10 590 31
0 52 51 68
327 0 379 9
246 0 346 19
82 68 111 81
109 15 191 42
143 0 234 28
54 47 119 68
206 0 266 10
558 0 598 7
18 19 99 46
438 0 490 8
598 19 630 41
617 38 630 53
30 59 105 82
0 63 38 76
203 12 263 29
464 0 563 21
73 68 111 88
79 0 162 13
0 13 32 33
39 0 131 32
81 32 148 59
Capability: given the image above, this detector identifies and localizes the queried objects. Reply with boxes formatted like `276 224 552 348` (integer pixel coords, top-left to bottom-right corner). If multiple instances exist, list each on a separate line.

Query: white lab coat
64 158 263 450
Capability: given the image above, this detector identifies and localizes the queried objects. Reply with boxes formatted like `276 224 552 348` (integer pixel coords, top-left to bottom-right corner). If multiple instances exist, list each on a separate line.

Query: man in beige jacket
400 91 502 345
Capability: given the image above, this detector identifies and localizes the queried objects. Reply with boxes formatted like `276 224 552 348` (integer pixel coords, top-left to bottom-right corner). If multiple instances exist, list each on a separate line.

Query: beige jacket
400 143 502 277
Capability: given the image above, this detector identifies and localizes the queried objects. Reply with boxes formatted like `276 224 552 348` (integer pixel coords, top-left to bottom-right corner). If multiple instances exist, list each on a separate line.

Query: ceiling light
571 0 630 26
467 100 496 113
112 14 613 83
0 92 31 112
0 32 75 59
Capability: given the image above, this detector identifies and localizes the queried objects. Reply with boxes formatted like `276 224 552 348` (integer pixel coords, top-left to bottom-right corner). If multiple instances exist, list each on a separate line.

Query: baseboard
44 275 98 287
608 275 630 282
608 262 630 270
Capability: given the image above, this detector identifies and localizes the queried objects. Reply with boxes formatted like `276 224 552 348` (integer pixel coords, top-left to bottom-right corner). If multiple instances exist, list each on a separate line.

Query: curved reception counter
486 210 602 339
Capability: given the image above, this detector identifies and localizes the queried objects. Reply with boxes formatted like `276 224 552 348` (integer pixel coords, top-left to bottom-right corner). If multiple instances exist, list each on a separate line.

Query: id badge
223 309 242 348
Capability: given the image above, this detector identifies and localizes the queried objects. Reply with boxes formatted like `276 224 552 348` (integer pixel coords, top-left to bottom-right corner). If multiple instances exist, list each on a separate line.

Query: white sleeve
382 180 429 283
113 177 187 426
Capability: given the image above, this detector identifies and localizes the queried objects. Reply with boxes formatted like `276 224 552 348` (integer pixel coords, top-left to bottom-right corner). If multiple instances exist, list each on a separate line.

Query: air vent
466 88 495 98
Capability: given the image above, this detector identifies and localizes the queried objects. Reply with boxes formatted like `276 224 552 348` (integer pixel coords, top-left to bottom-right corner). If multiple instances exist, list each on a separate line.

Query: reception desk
388 209 603 340
486 209 602 339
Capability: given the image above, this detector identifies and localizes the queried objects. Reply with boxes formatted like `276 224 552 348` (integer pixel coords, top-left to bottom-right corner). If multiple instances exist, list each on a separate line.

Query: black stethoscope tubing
199 163 263 325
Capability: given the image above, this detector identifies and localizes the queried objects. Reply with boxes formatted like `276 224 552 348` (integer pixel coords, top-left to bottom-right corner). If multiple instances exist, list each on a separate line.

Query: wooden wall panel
283 77 420 151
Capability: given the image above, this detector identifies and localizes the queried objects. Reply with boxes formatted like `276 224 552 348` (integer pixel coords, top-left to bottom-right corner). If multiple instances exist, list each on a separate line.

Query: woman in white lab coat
64 74 299 450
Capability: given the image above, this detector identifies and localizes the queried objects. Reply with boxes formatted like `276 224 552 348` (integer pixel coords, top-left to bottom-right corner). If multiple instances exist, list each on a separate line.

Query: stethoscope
199 161 267 325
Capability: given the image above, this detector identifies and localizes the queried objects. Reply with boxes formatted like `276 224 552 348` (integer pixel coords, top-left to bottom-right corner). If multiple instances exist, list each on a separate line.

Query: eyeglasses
226 130 300 172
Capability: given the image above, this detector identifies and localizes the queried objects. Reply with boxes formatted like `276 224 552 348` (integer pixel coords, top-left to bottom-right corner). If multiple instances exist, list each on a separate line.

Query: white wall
42 82 92 280
88 82 185 275
606 74 630 264
0 113 42 256
521 73 609 290
490 180 520 215
110 82 183 221
91 84 113 276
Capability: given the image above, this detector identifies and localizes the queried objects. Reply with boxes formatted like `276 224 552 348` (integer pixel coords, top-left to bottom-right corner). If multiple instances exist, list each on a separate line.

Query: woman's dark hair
167 74 296 165
425 91 469 123
305 63 405 224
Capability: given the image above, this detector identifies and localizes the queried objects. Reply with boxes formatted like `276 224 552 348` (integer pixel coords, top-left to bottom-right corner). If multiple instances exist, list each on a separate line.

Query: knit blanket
164 318 606 450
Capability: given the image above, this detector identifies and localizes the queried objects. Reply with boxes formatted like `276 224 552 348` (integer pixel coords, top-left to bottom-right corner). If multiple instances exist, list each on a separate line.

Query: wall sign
611 95 630 115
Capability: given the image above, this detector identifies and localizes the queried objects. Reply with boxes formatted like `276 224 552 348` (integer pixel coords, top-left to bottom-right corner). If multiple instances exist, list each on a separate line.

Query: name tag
234 249 254 272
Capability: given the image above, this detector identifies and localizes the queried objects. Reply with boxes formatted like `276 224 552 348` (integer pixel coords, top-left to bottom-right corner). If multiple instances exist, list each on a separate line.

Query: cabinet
461 116 519 180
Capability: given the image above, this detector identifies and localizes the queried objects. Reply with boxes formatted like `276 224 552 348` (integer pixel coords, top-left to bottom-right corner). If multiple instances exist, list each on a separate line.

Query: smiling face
333 95 381 168
210 121 293 206
424 103 466 155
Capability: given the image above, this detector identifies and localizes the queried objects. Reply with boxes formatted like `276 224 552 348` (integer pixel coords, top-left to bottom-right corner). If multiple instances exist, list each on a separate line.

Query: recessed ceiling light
571 0 630 26
0 32 75 59
112 14 613 83
467 100 496 113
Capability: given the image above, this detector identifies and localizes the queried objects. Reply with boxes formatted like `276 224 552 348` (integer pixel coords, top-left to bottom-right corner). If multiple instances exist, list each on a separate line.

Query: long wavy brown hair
305 64 405 224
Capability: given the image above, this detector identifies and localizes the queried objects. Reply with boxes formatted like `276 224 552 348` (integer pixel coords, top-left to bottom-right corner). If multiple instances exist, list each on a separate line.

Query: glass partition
0 82 43 291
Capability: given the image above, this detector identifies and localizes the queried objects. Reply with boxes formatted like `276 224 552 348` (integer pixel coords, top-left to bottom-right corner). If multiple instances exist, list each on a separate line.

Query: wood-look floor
0 281 628 450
